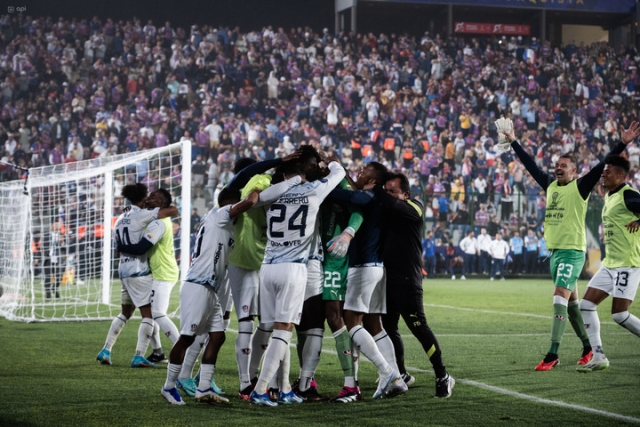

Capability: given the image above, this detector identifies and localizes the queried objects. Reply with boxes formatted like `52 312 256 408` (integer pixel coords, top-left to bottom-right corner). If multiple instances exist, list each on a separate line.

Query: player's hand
620 121 640 145
501 129 516 144
282 149 302 163
327 227 356 258
625 220 640 233
326 154 341 165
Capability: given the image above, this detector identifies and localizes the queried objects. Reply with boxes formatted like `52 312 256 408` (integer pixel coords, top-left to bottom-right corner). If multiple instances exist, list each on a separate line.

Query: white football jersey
185 205 234 291
114 205 159 278
263 162 345 264
308 215 323 262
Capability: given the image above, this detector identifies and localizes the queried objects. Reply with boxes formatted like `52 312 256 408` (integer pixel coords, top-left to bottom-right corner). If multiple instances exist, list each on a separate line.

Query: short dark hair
605 155 630 174
233 157 257 174
121 183 148 204
386 172 410 193
368 161 388 185
155 188 172 207
559 154 576 165
218 187 241 206
298 145 322 165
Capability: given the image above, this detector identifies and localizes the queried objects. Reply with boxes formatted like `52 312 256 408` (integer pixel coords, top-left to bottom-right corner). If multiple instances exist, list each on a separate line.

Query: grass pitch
1 277 639 427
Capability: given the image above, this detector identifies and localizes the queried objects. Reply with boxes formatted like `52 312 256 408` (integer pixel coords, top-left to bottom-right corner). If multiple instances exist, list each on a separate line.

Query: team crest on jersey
146 233 153 239
242 305 249 313
190 323 198 332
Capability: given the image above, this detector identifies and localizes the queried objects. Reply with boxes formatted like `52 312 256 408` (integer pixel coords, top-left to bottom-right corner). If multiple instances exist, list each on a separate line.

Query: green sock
334 327 355 378
568 301 591 348
296 330 307 367
549 303 569 355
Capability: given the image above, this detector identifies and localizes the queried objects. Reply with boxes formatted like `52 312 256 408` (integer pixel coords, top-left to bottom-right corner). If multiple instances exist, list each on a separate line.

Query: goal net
0 141 191 322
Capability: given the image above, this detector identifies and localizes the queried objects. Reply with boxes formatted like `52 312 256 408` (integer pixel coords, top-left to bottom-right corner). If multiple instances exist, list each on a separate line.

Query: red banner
454 22 531 35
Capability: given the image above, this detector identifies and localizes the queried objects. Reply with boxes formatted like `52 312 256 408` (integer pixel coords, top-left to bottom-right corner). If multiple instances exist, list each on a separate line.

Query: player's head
603 155 629 191
555 154 577 184
355 161 388 189
384 172 410 201
234 157 257 175
217 187 241 207
121 183 148 206
297 145 322 181
146 188 172 208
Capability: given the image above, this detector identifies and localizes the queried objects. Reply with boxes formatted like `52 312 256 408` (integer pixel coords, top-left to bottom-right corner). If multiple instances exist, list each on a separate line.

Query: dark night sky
13 0 335 32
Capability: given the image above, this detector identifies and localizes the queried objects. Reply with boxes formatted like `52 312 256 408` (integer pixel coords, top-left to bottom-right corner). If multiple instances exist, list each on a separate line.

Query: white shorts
305 259 324 300
219 274 233 314
344 266 386 314
587 266 640 301
179 281 224 336
121 285 133 306
151 279 177 317
121 275 153 308
259 263 306 325
228 264 259 319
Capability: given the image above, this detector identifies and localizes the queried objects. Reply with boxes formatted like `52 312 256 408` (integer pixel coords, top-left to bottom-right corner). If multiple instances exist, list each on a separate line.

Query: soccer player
249 149 345 407
223 154 300 400
99 183 177 367
321 179 364 403
503 122 640 371
330 162 408 400
161 178 302 405
377 172 454 398
578 155 640 372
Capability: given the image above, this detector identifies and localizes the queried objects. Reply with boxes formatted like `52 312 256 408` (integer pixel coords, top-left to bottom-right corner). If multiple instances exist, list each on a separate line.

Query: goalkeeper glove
327 226 356 258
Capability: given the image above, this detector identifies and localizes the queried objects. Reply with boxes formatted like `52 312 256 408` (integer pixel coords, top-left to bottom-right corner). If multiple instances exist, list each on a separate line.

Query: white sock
612 311 640 337
164 363 182 390
255 329 291 395
352 342 359 383
250 323 273 381
150 321 162 354
349 325 392 377
299 327 324 391
155 315 179 345
279 344 292 393
104 314 127 351
269 366 280 390
580 299 604 359
236 320 254 386
198 364 215 391
373 330 399 372
135 318 154 357
180 334 206 379
223 318 231 330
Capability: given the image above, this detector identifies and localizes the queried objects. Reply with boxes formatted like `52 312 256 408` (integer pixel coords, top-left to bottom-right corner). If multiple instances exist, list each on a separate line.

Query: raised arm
254 175 303 207
504 129 552 191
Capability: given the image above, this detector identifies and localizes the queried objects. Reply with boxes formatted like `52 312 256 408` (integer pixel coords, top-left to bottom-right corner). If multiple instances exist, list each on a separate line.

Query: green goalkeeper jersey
602 184 640 268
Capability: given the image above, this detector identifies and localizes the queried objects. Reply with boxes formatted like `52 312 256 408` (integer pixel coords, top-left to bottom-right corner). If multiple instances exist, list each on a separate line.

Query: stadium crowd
1 13 639 275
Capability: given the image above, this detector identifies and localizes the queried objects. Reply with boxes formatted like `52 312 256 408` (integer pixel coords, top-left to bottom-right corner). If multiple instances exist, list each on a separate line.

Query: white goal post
0 141 191 322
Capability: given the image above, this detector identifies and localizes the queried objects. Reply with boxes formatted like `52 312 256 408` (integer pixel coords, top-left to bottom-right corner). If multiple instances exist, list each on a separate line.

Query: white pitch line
424 303 618 326
319 346 640 424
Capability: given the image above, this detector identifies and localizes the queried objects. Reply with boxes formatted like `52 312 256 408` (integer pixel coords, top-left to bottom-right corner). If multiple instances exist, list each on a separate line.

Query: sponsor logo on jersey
270 240 302 247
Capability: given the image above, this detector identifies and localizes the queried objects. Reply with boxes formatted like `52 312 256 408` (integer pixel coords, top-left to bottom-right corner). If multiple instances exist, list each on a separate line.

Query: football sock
198 364 215 391
155 315 179 345
150 321 162 354
223 318 230 330
373 330 399 372
236 320 254 385
135 318 154 357
164 363 181 390
612 311 640 337
548 296 568 356
180 334 206 379
249 323 272 382
567 300 590 349
349 325 392 377
104 313 127 351
295 330 308 366
278 344 292 393
299 327 323 391
580 299 604 360
333 326 356 388
255 329 291 395
269 367 279 390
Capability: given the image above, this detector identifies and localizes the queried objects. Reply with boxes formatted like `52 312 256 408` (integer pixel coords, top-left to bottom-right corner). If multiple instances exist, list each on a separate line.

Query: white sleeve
312 161 346 201
255 176 303 207
144 220 166 245
137 207 160 225
216 205 233 227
